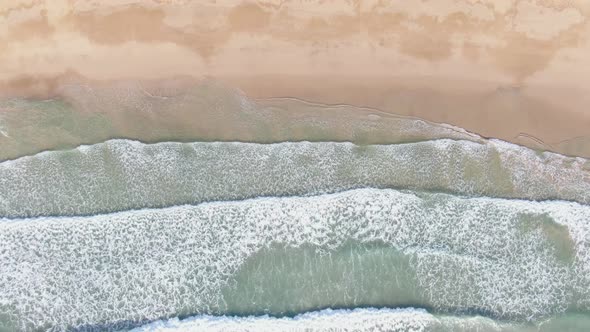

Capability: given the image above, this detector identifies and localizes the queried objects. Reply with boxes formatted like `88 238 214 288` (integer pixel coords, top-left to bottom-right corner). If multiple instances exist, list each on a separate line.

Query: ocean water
2 184 590 330
1 139 589 218
130 308 590 332
0 81 481 161
1 84 590 332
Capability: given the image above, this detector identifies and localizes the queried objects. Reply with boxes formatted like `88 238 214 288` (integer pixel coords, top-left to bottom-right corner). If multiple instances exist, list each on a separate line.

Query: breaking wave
1 139 589 218
1 188 590 331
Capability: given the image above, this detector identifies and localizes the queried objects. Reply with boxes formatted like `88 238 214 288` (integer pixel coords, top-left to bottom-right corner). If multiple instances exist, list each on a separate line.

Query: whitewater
0 137 589 332
1 186 590 331
1 139 589 218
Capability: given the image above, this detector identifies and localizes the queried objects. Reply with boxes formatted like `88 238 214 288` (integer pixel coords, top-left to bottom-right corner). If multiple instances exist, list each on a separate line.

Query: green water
0 81 481 161
220 243 423 315
1 188 589 331
1 82 590 332
1 139 588 219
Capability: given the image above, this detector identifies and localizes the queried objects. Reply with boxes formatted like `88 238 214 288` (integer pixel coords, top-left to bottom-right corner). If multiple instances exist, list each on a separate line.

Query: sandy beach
1 0 590 156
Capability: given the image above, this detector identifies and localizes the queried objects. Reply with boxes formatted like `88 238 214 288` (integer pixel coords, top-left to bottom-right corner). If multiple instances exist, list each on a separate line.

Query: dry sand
1 0 590 156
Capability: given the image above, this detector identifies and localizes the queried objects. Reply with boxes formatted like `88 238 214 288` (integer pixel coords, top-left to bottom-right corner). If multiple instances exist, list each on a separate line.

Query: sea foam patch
0 189 589 331
129 308 513 332
0 139 589 218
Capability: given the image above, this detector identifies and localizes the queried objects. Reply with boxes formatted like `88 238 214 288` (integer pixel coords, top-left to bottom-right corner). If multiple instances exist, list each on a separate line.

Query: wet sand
1 0 590 156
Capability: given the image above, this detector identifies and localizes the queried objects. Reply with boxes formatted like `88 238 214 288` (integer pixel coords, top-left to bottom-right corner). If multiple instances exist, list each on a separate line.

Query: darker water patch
518 212 576 264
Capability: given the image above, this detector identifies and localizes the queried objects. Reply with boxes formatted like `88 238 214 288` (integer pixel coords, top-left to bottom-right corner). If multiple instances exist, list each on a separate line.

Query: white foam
0 116 8 138
129 307 506 332
1 139 589 218
0 188 588 331
490 139 590 203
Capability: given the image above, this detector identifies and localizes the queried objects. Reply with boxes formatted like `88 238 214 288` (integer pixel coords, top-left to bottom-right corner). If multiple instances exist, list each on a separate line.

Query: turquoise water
1 139 588 219
1 86 590 331
1 176 590 330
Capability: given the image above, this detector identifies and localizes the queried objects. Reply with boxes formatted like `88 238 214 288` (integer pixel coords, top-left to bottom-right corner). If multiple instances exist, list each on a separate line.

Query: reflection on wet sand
1 1 589 156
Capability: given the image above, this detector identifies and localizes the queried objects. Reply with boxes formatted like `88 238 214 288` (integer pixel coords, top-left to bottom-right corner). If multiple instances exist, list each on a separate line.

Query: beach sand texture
1 0 590 157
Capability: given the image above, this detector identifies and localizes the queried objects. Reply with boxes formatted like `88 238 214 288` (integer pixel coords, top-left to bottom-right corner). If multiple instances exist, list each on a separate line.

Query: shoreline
1 75 588 158
2 1 590 157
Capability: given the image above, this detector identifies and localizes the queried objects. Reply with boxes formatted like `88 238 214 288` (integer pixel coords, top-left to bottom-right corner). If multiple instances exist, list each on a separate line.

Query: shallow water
130 308 590 332
0 81 480 161
1 84 590 331
1 188 590 331
1 139 589 219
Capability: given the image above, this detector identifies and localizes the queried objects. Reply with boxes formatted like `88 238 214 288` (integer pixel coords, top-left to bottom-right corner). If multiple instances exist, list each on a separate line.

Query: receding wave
0 81 481 161
2 85 590 331
0 139 589 218
131 308 590 332
129 308 527 332
1 188 590 331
